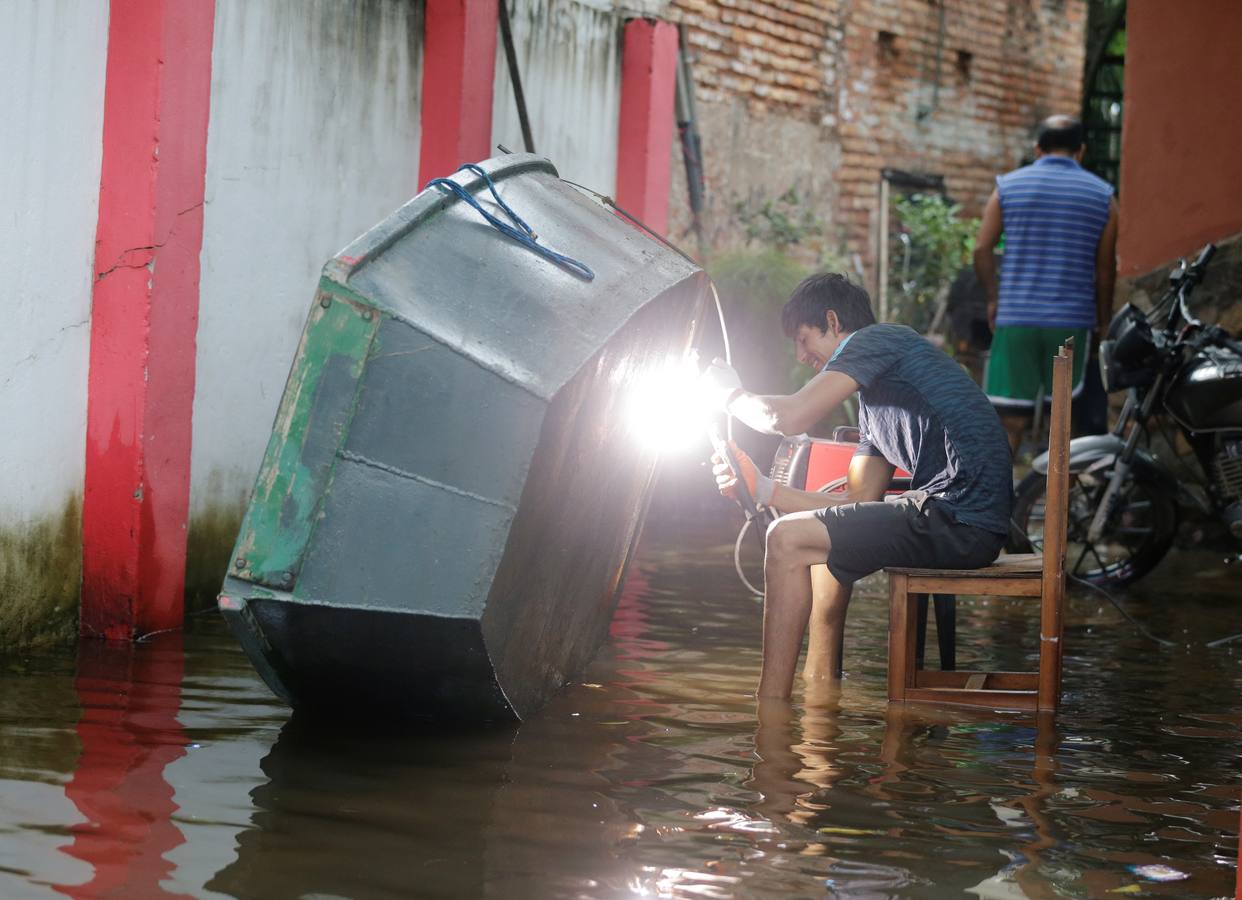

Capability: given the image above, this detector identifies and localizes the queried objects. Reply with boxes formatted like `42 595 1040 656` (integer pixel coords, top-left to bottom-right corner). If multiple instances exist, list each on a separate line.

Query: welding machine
768 428 912 494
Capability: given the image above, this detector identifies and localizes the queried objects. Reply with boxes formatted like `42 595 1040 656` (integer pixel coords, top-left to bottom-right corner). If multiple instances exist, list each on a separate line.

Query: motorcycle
1013 244 1242 589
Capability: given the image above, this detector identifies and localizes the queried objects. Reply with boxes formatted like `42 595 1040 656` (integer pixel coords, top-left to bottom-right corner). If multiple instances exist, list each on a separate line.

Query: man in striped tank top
973 115 1119 453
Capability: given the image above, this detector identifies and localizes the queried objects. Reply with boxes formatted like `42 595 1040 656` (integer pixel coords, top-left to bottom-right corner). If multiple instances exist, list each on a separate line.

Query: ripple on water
0 533 1238 898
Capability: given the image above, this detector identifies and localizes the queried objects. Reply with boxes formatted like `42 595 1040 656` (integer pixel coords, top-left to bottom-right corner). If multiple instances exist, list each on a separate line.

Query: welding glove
711 441 775 506
700 358 744 413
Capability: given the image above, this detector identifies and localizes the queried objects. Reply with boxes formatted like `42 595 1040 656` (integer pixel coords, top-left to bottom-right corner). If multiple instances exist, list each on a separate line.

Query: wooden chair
885 339 1072 714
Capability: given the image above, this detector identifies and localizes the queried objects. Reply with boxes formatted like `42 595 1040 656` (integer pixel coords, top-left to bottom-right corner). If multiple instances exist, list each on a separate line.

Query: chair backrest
1040 339 1073 587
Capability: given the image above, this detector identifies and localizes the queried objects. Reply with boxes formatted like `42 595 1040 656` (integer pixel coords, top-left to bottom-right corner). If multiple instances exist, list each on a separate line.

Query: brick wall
666 0 1087 287
671 0 836 113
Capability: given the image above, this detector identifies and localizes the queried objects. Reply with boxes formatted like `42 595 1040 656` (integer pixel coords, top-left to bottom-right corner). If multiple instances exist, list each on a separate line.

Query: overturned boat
218 154 707 723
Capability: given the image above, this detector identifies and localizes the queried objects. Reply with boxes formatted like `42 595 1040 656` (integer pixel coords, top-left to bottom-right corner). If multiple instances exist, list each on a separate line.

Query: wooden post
877 177 890 320
1038 343 1072 711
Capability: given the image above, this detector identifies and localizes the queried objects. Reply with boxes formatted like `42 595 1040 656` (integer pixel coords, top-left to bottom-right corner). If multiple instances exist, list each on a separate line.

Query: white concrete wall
192 0 425 514
493 0 622 195
0 1 109 521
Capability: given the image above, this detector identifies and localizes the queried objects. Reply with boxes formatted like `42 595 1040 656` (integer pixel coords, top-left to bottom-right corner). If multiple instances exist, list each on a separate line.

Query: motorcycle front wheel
1012 467 1177 590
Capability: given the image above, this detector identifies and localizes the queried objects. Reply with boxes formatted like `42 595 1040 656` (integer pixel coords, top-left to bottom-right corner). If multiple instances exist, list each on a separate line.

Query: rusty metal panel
220 154 707 723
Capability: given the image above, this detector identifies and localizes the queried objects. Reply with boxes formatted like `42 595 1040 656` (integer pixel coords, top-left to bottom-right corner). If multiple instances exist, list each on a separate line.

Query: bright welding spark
625 355 710 454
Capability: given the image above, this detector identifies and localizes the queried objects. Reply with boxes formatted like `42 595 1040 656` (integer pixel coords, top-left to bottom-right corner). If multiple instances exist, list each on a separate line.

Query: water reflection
206 719 515 899
749 687 845 828
742 695 1067 896
0 539 1238 897
55 635 189 899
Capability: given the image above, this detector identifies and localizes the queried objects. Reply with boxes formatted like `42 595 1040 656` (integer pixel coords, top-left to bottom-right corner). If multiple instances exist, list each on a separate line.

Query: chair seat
885 552 1042 578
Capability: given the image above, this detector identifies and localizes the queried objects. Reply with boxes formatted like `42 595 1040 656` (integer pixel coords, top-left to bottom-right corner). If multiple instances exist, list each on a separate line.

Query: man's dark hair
781 273 876 337
1036 115 1084 154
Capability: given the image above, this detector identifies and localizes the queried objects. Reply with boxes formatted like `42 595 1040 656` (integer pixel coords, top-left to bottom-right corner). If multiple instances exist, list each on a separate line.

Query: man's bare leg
804 564 852 682
759 513 833 698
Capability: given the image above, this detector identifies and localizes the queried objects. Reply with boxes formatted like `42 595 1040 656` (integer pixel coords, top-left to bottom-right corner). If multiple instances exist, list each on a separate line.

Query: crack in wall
94 200 206 282
0 318 91 392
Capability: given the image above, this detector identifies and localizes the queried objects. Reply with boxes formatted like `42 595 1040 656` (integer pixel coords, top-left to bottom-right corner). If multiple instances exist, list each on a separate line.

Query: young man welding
703 273 1012 698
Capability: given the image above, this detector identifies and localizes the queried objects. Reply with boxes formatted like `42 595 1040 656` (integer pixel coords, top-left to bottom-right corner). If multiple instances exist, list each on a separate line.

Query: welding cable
708 280 737 443
1066 572 1178 648
708 280 732 368
425 164 595 281
733 516 765 598
1069 572 1242 650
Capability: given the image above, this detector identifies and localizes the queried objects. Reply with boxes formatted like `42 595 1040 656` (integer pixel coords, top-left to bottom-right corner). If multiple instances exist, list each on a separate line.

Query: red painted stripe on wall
82 0 216 640
418 0 499 185
615 19 679 236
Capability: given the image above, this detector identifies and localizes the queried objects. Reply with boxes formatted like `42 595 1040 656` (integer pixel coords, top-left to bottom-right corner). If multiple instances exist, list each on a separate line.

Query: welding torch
700 360 767 517
708 425 760 518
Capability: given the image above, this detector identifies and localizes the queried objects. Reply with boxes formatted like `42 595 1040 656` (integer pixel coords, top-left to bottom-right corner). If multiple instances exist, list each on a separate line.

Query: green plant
734 186 823 250
707 249 808 395
888 193 978 333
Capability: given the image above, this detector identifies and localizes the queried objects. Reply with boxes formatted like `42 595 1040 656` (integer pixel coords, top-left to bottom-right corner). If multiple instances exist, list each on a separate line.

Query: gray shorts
814 495 1005 585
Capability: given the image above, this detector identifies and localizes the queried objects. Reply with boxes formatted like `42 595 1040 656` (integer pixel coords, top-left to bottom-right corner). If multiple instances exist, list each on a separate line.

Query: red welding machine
768 428 911 494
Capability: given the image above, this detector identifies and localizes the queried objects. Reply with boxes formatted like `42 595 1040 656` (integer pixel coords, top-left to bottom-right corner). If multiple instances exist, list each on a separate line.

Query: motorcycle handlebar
1191 324 1242 358
1172 244 1216 327
1192 243 1217 272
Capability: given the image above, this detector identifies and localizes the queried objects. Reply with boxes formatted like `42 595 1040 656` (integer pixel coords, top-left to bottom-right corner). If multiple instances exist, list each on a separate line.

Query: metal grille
769 437 803 487
1213 440 1242 499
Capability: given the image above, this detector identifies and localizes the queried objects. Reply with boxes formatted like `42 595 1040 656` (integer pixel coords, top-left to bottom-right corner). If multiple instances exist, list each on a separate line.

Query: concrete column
82 0 215 640
615 19 679 235
418 0 500 185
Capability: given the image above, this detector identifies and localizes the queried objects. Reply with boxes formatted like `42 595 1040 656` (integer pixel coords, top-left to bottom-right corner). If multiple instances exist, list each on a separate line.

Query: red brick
667 0 1087 276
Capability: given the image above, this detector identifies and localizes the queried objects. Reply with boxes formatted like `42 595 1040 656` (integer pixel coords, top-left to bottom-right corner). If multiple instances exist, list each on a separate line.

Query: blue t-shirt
995 155 1113 329
824 323 1012 535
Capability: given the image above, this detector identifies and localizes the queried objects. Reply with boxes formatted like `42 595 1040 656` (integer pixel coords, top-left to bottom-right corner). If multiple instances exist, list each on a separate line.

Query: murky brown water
2 523 1239 898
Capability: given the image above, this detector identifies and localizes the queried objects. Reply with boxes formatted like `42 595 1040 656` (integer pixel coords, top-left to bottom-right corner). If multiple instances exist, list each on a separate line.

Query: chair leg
915 594 929 669
887 574 916 702
933 594 956 671
1038 578 1065 713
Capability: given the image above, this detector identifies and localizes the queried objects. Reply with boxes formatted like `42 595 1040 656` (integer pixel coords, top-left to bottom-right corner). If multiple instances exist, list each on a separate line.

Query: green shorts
985 325 1089 410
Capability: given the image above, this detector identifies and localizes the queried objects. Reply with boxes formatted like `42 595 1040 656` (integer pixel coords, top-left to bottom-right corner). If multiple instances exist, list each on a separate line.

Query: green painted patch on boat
230 293 379 591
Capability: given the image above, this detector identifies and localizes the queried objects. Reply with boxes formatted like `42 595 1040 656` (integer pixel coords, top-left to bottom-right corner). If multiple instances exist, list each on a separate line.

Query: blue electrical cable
424 163 595 281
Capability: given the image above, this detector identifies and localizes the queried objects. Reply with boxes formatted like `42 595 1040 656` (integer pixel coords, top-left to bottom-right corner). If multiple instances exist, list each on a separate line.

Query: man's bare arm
1096 197 1119 333
727 369 861 437
767 453 896 514
973 189 1003 331
845 452 896 503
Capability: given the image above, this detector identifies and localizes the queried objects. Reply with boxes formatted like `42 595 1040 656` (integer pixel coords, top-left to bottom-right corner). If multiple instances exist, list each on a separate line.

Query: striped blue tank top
995 156 1113 329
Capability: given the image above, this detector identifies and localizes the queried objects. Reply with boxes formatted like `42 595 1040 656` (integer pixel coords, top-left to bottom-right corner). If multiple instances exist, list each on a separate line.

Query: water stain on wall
185 492 248 616
493 0 622 190
0 496 82 650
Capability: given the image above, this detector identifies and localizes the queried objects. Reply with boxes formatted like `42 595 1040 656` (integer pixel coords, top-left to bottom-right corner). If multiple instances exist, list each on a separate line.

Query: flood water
2 522 1239 898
